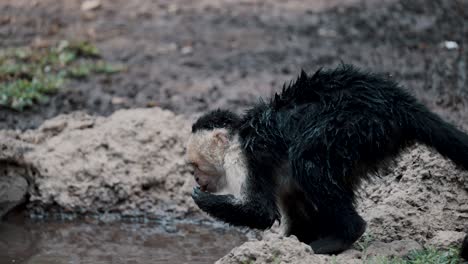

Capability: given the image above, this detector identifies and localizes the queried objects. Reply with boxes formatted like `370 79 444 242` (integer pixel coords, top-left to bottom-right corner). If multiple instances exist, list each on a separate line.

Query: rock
111 96 126 105
0 134 34 164
180 46 193 55
0 173 28 219
428 231 466 249
81 0 101 12
0 132 32 218
217 233 367 264
215 234 321 264
442 41 459 50
13 108 198 219
216 236 424 264
358 145 468 244
364 240 423 258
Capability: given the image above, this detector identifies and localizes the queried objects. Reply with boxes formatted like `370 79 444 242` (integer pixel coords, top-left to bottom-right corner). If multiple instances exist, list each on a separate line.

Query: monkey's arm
192 187 278 229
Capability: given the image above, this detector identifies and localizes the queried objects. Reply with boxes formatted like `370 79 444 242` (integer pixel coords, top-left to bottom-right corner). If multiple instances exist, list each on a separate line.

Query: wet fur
217 135 248 197
462 236 468 260
191 65 468 257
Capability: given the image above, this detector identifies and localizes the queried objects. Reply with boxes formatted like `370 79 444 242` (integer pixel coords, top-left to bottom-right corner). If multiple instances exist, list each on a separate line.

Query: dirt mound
0 107 199 219
218 145 468 262
217 232 425 263
359 145 468 244
216 234 321 264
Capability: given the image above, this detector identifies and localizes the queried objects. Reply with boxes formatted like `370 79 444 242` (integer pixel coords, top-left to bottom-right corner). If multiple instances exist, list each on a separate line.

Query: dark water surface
0 218 247 264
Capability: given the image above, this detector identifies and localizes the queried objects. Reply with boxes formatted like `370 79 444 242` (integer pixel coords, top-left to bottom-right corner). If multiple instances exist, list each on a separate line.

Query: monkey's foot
309 237 353 254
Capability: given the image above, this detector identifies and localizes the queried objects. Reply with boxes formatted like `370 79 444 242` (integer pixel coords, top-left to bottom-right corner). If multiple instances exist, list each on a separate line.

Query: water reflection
0 222 39 263
0 219 246 264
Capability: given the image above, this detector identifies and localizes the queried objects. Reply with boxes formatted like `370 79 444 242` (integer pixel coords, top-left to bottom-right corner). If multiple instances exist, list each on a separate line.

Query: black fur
192 186 277 229
192 109 241 133
462 235 468 260
191 64 468 256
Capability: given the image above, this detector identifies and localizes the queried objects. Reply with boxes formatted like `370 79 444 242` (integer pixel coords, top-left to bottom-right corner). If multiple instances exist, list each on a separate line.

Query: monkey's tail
409 106 468 171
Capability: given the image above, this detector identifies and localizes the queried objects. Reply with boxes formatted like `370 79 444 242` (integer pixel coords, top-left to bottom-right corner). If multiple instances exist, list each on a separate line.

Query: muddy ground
0 0 467 131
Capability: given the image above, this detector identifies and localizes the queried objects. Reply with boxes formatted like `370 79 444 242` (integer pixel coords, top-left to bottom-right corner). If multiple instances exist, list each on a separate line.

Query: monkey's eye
189 162 198 169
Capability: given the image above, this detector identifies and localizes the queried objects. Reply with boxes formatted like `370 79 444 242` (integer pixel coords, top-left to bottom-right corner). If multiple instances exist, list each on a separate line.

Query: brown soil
1 0 467 131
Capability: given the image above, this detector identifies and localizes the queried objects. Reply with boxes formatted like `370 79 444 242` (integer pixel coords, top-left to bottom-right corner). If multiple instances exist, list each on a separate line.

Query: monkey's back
240 65 417 191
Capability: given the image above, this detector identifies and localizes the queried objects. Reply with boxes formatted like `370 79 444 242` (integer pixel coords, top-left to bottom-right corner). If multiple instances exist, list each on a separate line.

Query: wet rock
0 174 28 219
0 133 33 219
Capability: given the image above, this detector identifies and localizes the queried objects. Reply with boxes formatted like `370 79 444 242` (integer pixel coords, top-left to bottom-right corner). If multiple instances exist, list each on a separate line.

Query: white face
186 129 229 192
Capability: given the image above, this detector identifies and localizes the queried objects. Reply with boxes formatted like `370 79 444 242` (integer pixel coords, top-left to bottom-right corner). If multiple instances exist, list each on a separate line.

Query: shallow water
0 218 247 264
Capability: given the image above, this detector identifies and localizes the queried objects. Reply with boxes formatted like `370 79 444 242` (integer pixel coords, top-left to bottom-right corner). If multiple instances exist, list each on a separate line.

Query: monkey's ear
212 130 229 146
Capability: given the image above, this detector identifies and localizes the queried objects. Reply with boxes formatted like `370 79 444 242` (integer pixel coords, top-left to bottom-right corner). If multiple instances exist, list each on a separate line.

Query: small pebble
81 0 101 12
442 41 459 50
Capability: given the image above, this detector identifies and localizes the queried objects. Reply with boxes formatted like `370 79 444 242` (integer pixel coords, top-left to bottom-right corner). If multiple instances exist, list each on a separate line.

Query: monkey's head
186 109 241 193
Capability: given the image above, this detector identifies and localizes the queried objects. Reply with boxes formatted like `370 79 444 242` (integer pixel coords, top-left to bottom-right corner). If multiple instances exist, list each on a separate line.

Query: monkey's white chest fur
216 137 247 199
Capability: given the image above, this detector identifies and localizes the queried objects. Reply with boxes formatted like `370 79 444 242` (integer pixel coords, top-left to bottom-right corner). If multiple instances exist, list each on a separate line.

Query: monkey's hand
192 186 276 230
192 186 237 210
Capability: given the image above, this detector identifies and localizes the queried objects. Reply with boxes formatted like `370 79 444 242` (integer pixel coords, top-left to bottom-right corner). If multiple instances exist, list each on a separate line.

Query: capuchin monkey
186 65 468 257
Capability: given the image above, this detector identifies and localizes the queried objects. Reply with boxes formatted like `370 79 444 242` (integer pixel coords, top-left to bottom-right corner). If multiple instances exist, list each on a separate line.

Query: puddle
0 218 247 264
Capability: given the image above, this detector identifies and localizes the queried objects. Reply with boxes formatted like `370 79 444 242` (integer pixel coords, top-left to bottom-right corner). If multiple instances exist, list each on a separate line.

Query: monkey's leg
278 184 321 242
191 186 278 229
290 158 366 254
283 201 365 254
308 207 366 254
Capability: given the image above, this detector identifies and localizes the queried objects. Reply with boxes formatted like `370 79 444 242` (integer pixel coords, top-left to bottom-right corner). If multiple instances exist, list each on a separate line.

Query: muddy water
0 219 247 264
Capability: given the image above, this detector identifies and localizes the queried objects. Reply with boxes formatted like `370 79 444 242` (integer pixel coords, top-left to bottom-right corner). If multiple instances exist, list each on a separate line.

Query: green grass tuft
358 232 375 253
0 40 123 110
365 247 461 264
65 40 100 58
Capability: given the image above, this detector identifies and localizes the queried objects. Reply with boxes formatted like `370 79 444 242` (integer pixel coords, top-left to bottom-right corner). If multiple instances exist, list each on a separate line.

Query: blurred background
0 0 467 131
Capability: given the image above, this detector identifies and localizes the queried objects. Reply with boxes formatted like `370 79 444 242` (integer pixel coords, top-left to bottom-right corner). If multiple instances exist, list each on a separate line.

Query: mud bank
0 107 198 219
